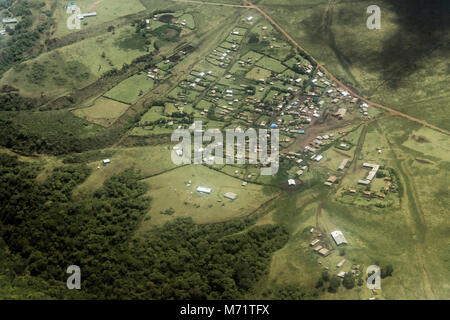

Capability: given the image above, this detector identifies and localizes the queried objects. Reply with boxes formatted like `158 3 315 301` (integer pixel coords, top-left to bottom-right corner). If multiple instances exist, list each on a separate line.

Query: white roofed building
331 230 347 245
197 187 212 194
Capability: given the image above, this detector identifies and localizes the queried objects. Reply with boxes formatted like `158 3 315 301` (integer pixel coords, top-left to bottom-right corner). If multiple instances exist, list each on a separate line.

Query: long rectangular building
338 158 349 171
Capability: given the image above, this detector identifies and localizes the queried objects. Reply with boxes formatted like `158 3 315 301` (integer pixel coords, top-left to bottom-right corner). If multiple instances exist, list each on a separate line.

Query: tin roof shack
336 259 346 268
334 108 347 120
197 187 212 194
318 248 330 256
224 192 238 200
331 231 347 246
325 176 337 187
337 271 346 278
338 158 349 171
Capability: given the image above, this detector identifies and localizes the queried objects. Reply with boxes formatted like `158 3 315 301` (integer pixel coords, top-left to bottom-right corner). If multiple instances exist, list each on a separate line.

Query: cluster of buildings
308 230 348 258
196 186 238 201
147 68 162 80
360 103 370 116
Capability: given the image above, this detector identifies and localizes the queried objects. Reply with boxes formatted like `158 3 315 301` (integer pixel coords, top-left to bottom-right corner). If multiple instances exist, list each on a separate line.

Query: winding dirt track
242 0 449 135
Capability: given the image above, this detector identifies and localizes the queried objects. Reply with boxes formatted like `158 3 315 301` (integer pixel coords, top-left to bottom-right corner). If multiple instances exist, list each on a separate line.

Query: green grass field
245 66 272 80
72 96 130 127
0 25 148 98
255 56 287 73
137 165 277 230
104 73 155 104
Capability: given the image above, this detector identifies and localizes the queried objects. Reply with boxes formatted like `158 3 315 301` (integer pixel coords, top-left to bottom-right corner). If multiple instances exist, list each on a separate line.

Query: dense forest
0 154 292 299
0 116 126 156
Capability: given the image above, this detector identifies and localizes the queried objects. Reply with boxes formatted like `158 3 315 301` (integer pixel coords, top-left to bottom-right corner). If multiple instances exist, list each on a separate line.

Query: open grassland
52 0 147 37
245 66 272 80
72 97 130 127
257 0 450 130
0 25 148 99
255 56 286 73
137 165 277 230
74 144 179 196
104 73 155 104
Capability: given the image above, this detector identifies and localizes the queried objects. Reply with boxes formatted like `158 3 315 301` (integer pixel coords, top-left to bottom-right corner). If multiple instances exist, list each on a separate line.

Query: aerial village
96 11 399 209
88 11 399 288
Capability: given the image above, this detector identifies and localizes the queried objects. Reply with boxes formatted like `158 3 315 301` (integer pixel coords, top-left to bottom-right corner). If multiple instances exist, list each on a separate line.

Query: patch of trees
380 264 394 278
0 155 290 299
0 117 123 156
0 0 14 10
0 93 39 111
263 284 317 300
248 33 259 44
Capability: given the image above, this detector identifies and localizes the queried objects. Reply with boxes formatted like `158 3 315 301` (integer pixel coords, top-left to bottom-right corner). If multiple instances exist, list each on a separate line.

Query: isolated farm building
2 18 17 24
328 176 337 183
197 187 212 194
288 179 296 186
224 192 238 200
77 12 97 20
338 159 349 171
337 271 346 278
384 182 392 191
318 247 330 256
102 159 111 165
336 259 346 268
331 230 347 245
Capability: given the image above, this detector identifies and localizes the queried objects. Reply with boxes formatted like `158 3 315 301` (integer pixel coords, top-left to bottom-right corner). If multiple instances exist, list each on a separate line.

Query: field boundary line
173 0 250 8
